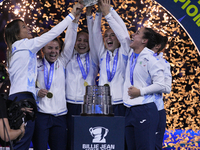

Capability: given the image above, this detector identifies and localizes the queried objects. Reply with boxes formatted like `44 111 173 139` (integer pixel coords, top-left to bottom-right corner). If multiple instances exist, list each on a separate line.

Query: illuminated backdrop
0 0 200 148
156 0 200 54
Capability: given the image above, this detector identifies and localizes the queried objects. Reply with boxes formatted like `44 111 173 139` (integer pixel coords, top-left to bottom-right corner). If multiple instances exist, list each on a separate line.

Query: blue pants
32 112 67 150
66 103 81 150
113 103 126 116
9 92 35 150
155 109 166 150
125 102 159 150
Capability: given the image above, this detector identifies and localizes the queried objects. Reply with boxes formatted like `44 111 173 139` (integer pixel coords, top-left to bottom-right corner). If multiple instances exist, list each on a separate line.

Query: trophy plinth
81 85 113 116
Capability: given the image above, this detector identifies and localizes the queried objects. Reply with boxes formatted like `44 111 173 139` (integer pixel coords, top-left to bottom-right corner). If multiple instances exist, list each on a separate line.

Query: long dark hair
4 19 23 67
155 32 168 53
143 27 157 49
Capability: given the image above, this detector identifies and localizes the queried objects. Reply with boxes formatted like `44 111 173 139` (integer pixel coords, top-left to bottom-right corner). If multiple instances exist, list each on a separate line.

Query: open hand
99 0 111 16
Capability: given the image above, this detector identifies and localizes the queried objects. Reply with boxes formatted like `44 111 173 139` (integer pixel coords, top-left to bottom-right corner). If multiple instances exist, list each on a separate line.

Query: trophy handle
89 127 94 137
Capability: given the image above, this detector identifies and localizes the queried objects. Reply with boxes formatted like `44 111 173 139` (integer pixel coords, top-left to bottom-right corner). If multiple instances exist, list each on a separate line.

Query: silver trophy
81 85 113 116
81 0 98 7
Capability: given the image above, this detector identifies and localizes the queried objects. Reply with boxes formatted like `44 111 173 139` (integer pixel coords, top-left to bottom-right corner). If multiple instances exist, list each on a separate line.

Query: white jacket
154 52 172 111
92 10 131 105
8 14 75 98
36 22 78 116
65 16 99 104
123 48 166 107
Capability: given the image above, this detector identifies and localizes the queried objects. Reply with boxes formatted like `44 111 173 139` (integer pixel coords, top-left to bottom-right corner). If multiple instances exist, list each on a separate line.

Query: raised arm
99 0 131 54
109 7 130 37
60 12 81 65
20 3 83 54
92 5 105 57
86 6 99 66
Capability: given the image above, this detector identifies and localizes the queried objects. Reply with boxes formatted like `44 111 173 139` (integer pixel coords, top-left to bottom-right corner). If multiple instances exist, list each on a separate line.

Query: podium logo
89 126 109 143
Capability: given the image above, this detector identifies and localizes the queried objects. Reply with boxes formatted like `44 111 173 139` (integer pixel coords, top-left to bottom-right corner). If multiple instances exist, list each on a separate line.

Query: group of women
1 0 172 149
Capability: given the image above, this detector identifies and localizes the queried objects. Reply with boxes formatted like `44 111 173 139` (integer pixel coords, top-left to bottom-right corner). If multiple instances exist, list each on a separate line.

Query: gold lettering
193 13 200 21
196 18 200 27
174 0 186 3
181 0 191 9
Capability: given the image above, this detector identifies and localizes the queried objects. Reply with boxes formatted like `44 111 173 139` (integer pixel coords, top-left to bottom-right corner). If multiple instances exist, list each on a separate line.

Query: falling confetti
0 0 200 148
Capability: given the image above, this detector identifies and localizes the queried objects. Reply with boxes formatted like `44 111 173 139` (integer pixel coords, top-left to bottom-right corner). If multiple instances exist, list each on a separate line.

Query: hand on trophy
78 0 98 7
73 4 83 23
99 0 111 16
71 2 84 19
86 6 93 16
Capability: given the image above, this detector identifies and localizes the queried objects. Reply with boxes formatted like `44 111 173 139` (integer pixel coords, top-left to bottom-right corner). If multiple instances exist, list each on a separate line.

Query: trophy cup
79 0 98 7
81 85 113 116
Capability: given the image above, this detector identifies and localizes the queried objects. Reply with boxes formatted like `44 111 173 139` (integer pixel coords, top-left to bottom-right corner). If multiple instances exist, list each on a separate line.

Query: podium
72 116 125 150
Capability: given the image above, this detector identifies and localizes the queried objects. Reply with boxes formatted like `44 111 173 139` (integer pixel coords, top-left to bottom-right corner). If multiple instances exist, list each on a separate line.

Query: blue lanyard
43 59 54 90
106 49 119 82
77 52 90 80
130 52 138 85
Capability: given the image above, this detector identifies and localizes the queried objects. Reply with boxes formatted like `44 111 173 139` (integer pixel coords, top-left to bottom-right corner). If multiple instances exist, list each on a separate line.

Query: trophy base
80 113 114 117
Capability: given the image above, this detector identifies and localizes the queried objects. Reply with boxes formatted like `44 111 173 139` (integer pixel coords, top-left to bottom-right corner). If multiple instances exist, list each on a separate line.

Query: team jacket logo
89 126 109 143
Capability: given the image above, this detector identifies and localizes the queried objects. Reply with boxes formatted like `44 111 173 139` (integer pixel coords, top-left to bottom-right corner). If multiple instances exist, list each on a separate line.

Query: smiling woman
3 3 83 150
42 39 61 63
32 8 83 149
103 28 120 52
91 0 130 117
74 30 89 54
17 21 33 40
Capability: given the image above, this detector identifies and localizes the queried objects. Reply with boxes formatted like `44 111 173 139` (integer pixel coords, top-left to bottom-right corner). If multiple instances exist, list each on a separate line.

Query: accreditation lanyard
77 52 90 80
106 49 119 82
130 52 139 85
43 59 54 90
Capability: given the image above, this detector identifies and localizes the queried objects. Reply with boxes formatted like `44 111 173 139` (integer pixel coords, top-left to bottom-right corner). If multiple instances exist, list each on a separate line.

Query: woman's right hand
99 0 111 16
38 89 48 98
71 2 84 19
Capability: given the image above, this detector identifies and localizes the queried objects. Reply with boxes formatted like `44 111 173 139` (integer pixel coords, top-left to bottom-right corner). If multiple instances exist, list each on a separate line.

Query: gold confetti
1 0 200 148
